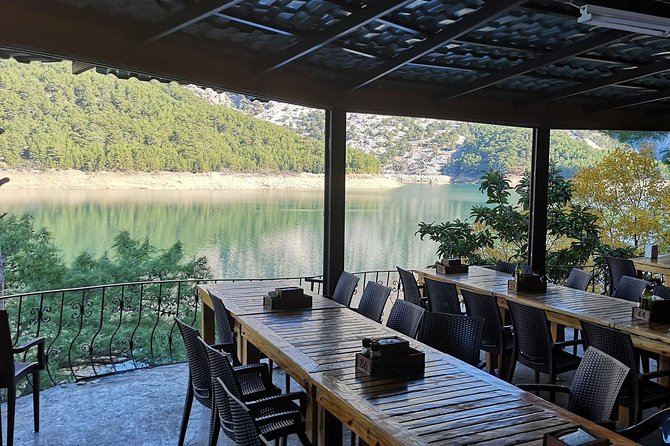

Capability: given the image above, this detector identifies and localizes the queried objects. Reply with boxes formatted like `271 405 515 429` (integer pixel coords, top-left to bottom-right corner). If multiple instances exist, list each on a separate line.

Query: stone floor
1 359 664 445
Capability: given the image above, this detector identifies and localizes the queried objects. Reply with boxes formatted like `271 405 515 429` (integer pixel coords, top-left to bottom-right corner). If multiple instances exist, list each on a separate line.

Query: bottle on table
361 338 372 357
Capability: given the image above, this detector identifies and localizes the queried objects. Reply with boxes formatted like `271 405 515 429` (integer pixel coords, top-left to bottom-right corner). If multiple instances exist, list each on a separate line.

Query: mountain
188 86 668 179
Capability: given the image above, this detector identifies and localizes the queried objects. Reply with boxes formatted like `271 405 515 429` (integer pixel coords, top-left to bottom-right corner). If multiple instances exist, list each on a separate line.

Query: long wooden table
632 254 670 281
418 266 670 357
198 280 635 446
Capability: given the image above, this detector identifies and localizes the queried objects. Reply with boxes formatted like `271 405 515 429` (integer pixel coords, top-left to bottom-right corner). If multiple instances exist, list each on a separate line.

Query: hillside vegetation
0 60 381 174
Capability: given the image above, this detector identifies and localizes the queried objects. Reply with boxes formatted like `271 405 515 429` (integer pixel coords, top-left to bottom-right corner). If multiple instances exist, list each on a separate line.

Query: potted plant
416 219 493 272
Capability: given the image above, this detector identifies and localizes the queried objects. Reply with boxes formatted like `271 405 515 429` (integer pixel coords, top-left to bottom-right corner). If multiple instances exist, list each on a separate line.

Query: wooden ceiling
1 0 670 130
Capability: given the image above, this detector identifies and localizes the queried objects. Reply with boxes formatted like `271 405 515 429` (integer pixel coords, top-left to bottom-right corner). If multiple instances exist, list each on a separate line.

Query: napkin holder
436 258 469 274
508 274 547 293
632 299 670 323
355 336 424 377
263 287 312 310
543 426 608 446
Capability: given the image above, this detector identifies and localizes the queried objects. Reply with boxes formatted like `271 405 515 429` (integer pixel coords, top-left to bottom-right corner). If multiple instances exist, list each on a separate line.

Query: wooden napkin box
436 258 469 274
632 299 670 323
508 274 547 293
356 347 425 378
544 426 608 446
263 287 312 310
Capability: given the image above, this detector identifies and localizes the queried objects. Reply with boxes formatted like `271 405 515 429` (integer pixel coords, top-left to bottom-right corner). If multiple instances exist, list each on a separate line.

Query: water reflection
0 184 485 278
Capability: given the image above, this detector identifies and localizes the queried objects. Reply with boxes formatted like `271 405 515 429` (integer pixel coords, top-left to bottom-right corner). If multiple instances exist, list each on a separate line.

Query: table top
418 266 670 355
197 280 343 316
236 297 635 445
631 255 670 274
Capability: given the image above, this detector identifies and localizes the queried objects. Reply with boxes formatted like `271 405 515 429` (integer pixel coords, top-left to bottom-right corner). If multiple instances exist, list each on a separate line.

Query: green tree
572 145 670 251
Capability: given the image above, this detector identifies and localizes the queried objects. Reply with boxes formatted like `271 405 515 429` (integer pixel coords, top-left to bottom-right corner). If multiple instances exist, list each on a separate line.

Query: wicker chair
211 292 238 361
331 271 359 307
200 338 304 444
581 320 670 424
218 377 311 446
0 310 45 446
565 268 593 291
461 289 515 381
618 406 670 443
424 277 463 314
495 261 532 275
613 276 649 303
355 281 391 323
606 256 638 296
176 318 280 446
396 266 427 308
417 311 484 367
506 301 582 389
655 285 670 299
386 300 425 338
518 347 629 424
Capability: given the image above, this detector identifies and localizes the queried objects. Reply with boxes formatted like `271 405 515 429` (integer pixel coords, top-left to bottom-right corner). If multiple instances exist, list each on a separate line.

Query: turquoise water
0 183 486 278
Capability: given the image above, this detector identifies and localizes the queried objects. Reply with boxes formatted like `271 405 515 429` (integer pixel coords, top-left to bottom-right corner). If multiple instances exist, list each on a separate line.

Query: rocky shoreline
0 169 456 190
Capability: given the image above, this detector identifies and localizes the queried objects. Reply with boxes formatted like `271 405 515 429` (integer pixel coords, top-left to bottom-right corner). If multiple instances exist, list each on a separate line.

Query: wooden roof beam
521 59 670 107
265 0 413 71
589 89 670 112
350 0 526 91
144 0 243 43
442 29 630 101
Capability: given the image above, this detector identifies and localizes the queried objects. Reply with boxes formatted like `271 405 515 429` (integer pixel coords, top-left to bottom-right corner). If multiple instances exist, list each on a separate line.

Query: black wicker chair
200 338 304 444
0 310 45 446
355 281 391 323
211 292 239 361
581 320 670 424
176 318 280 446
618 406 670 444
613 276 649 303
518 347 629 425
606 256 638 296
461 289 515 381
396 266 427 308
495 261 532 275
218 377 311 446
386 299 425 338
331 271 359 307
507 301 582 389
417 311 484 367
565 268 593 291
655 285 670 299
424 277 463 314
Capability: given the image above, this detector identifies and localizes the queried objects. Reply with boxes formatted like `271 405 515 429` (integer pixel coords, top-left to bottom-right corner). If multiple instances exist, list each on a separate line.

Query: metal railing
1 271 401 388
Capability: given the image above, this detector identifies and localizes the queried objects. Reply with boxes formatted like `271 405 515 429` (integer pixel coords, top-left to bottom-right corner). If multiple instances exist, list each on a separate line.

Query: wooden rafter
144 0 243 43
522 60 670 107
265 0 413 71
442 29 630 101
350 0 525 91
589 89 670 112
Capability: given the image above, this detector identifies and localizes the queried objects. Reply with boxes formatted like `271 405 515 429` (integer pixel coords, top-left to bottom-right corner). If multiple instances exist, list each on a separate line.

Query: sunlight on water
0 184 486 278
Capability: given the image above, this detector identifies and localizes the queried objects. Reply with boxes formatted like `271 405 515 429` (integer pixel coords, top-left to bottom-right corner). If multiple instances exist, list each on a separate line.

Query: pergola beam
589 89 670 112
351 0 525 91
144 0 243 43
443 30 630 101
522 60 670 106
265 0 413 71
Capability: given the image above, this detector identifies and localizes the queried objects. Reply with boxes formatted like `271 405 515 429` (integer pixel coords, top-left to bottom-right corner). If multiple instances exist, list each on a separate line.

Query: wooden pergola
1 0 669 294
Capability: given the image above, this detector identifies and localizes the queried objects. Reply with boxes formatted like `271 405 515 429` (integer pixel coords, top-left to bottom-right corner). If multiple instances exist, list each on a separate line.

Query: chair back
175 318 212 406
496 261 532 275
211 292 235 345
386 300 425 338
507 301 553 368
462 289 504 350
217 377 263 446
396 266 422 306
417 311 483 366
654 285 670 299
357 281 391 323
332 271 359 307
0 310 15 387
424 277 461 314
606 257 637 295
567 347 629 424
613 276 648 303
200 338 241 441
565 268 593 291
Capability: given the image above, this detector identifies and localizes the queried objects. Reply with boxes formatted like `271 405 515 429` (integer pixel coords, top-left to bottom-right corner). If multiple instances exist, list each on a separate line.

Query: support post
323 108 346 297
528 126 550 276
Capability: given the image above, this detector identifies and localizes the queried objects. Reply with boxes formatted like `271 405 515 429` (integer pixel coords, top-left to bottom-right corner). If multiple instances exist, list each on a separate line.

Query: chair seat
236 365 282 401
258 410 305 441
481 329 514 353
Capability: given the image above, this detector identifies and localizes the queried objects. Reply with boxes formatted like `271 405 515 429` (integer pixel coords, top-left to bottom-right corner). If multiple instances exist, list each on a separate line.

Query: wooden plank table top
631 254 670 277
236 302 635 446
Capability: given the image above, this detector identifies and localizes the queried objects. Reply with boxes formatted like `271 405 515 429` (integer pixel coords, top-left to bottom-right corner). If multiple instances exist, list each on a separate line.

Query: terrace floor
2 360 663 446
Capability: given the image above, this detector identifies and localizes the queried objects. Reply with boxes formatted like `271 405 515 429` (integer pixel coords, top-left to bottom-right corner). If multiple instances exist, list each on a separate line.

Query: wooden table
199 280 636 446
632 254 670 280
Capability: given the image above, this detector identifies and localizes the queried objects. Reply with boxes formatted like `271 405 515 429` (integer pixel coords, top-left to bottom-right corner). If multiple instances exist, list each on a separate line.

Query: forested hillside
0 60 381 174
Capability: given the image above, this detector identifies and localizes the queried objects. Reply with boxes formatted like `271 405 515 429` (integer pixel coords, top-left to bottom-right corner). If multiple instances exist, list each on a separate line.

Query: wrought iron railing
2 270 401 388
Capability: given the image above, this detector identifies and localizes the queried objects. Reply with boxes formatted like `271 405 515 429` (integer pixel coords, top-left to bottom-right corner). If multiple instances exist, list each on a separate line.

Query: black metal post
528 126 550 276
323 108 346 297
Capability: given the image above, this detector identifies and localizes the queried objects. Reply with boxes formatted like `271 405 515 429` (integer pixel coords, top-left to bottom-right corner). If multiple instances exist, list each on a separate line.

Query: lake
0 183 486 279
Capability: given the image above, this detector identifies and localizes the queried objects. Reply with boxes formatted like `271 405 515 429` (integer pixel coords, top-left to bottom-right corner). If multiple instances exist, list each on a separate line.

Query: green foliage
416 219 493 264
417 167 605 280
0 60 379 174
